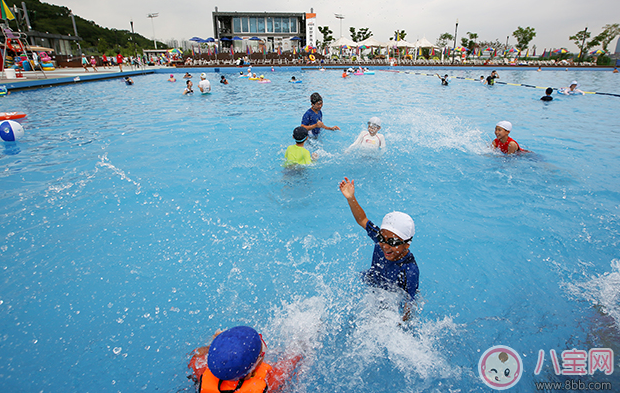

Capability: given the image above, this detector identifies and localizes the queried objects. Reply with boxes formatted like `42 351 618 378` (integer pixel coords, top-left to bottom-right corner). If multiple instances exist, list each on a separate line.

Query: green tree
349 27 372 42
569 28 596 52
317 26 334 49
591 23 620 52
512 26 536 51
436 32 453 47
390 30 407 41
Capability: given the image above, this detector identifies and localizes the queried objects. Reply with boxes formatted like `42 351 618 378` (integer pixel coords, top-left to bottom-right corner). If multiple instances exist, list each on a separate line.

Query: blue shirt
363 220 419 299
301 108 323 137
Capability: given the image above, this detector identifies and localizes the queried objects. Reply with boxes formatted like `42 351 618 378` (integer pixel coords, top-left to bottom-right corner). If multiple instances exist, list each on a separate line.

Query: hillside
5 0 168 55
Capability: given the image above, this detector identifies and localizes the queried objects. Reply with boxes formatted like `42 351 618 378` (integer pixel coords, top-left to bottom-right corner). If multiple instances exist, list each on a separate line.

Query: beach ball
0 120 24 142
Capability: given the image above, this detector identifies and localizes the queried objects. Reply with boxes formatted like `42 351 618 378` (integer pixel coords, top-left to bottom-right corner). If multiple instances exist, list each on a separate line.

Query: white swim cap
381 212 415 241
368 117 381 127
201 73 207 78
496 120 512 132
570 80 578 86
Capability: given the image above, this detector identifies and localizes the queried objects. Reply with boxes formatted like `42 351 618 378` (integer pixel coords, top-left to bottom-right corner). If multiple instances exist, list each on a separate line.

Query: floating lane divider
378 70 620 97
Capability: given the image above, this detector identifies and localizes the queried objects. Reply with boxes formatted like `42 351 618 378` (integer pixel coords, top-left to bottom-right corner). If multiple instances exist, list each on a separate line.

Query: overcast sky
49 0 619 52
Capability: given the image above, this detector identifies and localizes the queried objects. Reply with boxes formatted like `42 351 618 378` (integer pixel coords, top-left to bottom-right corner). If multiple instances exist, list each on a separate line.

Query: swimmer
168 74 176 82
239 71 244 76
220 75 229 85
491 121 526 154
124 77 134 85
559 81 585 95
198 73 211 93
183 80 194 95
284 126 318 167
183 72 192 79
540 87 553 101
436 73 449 86
342 70 350 78
339 177 419 321
537 66 542 72
300 92 340 137
613 67 618 73
188 326 303 393
271 66 275 72
480 76 487 84
348 117 386 150
486 70 499 85
290 76 297 82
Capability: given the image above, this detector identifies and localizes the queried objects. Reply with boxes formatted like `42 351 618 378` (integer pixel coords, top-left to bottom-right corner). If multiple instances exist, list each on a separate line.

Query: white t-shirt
198 79 211 93
349 131 386 149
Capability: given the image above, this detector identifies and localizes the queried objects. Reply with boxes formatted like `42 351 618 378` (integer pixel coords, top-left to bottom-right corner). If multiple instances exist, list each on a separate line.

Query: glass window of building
233 17 241 33
274 17 281 33
250 18 257 33
282 18 289 33
267 17 273 33
290 18 297 33
242 17 249 33
257 18 265 33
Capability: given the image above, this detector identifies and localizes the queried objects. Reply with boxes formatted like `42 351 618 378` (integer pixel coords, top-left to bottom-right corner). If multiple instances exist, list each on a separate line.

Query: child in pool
183 80 194 95
348 117 386 150
188 326 302 393
284 127 318 167
491 121 526 154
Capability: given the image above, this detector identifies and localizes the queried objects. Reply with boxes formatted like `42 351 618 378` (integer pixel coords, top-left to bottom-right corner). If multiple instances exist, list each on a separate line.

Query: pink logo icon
479 345 523 390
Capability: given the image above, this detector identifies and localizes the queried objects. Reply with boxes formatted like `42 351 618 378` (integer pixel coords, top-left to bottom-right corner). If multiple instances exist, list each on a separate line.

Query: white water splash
97 153 142 193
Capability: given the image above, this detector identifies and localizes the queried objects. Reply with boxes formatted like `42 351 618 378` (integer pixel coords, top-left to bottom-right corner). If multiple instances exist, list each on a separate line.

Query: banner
305 13 316 47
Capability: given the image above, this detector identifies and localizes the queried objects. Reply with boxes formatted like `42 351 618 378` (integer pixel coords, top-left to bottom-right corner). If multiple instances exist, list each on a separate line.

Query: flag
214 46 218 55
532 48 536 57
246 45 250 55
1 0 15 20
277 46 281 55
230 46 234 56
525 49 529 58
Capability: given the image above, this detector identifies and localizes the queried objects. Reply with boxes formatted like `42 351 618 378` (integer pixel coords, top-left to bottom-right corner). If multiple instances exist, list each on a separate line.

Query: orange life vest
199 362 272 393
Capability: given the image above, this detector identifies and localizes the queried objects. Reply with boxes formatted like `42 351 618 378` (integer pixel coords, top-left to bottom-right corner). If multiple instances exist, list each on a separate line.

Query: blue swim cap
207 326 262 381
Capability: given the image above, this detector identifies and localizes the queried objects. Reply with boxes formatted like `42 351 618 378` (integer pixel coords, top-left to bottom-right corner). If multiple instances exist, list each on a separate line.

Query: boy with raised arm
339 177 419 320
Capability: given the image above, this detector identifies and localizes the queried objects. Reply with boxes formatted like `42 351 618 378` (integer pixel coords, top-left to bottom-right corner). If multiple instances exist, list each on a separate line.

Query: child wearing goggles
339 177 419 320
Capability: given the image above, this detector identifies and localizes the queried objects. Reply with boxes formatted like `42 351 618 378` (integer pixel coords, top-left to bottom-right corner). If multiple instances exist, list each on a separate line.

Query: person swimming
559 81 584 95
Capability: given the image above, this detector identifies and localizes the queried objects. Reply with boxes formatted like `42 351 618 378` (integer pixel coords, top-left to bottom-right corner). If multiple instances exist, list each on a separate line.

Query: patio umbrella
508 48 517 53
304 45 316 52
220 37 232 41
589 49 605 55
168 48 181 54
249 37 261 41
290 37 301 41
553 48 568 54
189 37 204 42
454 46 468 52
205 37 215 43
233 36 242 41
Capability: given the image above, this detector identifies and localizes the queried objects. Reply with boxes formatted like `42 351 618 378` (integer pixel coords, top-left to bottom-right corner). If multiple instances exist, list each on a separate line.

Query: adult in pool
300 92 340 137
436 73 449 85
540 87 553 101
558 81 584 95
491 120 526 154
220 75 229 84
339 177 419 320
188 326 302 393
198 73 211 93
486 70 499 85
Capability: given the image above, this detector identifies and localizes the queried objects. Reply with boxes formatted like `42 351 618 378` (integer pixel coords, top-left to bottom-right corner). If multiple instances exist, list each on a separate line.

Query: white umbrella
413 37 438 49
330 36 357 48
389 40 416 48
357 37 386 47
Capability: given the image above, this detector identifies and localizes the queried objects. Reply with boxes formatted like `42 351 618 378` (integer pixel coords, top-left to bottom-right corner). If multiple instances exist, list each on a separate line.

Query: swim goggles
376 233 411 247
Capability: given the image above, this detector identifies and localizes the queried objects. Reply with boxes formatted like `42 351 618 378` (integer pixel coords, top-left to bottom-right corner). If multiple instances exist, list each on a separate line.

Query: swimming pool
1 66 619 392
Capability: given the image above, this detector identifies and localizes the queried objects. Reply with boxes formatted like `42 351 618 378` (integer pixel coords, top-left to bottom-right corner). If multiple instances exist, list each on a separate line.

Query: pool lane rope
382 70 620 97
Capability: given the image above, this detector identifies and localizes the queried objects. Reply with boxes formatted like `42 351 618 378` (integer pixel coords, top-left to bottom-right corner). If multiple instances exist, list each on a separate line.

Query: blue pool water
1 67 620 392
